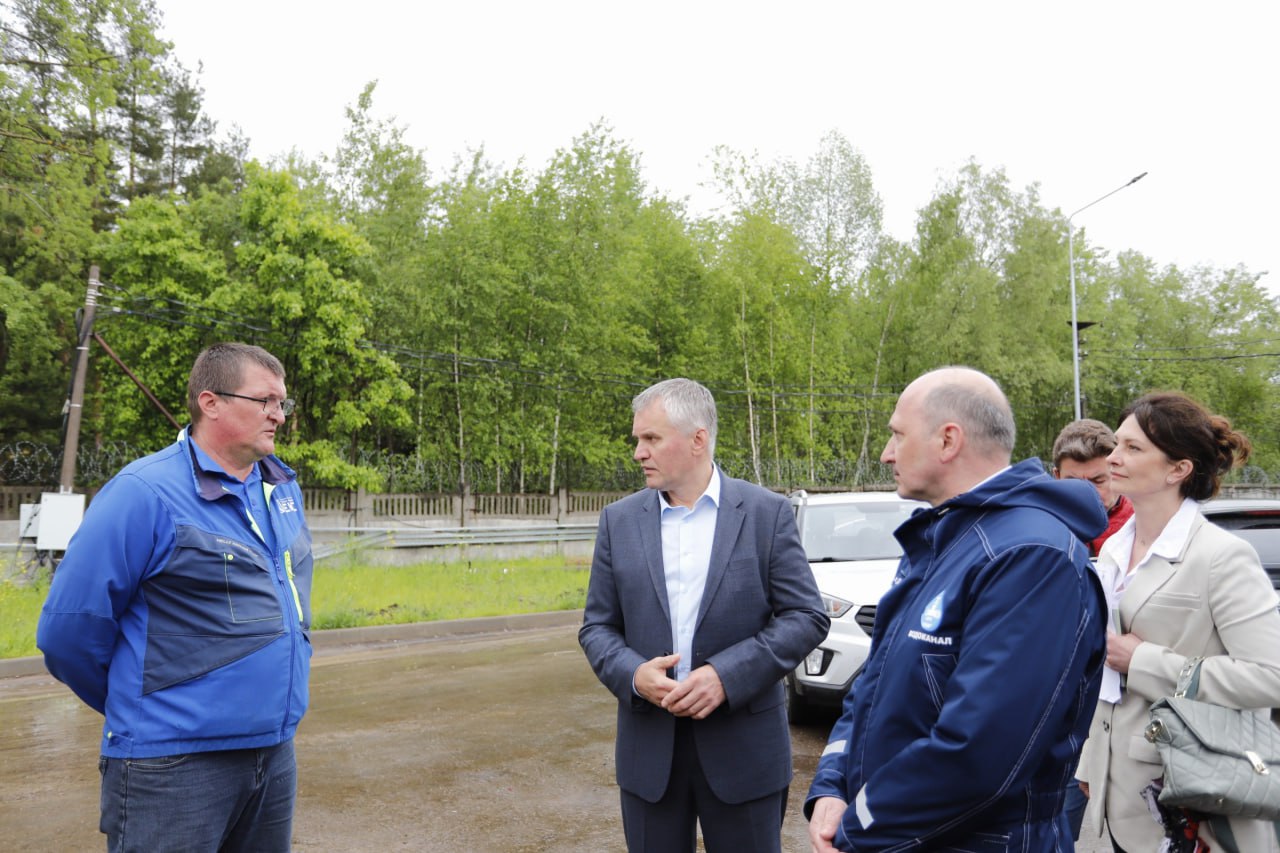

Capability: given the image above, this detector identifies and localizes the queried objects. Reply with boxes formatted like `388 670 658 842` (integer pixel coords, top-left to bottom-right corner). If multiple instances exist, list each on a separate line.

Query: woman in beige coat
1077 391 1280 852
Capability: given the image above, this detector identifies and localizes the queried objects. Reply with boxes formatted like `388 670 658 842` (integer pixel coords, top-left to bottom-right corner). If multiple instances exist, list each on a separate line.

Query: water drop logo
920 592 945 631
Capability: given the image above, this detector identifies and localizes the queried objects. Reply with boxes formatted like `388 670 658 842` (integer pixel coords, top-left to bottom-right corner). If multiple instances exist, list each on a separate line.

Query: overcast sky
154 1 1277 293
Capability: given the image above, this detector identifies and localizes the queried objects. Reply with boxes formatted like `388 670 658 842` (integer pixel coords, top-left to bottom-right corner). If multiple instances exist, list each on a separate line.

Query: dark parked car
1202 497 1280 591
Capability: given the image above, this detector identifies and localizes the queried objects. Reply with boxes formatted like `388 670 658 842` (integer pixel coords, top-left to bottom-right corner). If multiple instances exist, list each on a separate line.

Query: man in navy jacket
806 367 1107 852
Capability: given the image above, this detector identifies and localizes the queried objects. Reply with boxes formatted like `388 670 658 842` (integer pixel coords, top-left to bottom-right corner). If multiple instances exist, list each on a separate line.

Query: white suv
786 490 925 721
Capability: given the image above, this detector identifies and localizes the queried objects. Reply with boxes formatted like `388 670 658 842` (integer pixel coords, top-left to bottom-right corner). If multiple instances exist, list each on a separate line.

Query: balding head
882 367 1015 506
910 367 1015 459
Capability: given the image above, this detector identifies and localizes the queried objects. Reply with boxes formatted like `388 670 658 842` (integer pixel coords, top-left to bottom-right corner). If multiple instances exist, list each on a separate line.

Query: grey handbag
1144 656 1280 820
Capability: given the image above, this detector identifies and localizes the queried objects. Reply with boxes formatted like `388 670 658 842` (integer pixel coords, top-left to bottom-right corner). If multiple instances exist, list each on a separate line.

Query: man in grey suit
580 378 830 853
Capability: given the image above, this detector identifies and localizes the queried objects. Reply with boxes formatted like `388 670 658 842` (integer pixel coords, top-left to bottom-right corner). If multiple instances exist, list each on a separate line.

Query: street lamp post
1067 171 1147 420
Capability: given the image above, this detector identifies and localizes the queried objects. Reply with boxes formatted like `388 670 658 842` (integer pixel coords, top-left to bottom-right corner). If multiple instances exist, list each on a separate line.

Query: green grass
0 556 591 660
310 556 590 629
0 580 48 659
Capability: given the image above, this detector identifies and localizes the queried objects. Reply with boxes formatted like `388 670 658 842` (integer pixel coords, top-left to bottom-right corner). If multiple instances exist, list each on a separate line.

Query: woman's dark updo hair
1119 391 1251 500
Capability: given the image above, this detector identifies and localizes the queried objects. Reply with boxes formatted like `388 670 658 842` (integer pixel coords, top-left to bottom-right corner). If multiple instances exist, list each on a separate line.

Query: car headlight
821 592 853 619
803 647 830 676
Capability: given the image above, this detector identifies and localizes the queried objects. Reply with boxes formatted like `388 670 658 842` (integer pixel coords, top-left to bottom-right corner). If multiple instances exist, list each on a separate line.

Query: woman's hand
1105 631 1143 674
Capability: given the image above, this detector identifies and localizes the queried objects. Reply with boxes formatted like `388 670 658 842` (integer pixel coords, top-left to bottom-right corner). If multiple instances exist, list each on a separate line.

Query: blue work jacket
37 428 313 758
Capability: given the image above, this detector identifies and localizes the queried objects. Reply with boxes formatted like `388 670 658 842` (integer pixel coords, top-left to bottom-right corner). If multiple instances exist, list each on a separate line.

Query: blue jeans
99 739 296 853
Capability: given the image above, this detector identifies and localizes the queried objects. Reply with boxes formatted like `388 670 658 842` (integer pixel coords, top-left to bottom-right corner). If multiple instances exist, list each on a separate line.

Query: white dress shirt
1094 496 1199 702
658 467 721 681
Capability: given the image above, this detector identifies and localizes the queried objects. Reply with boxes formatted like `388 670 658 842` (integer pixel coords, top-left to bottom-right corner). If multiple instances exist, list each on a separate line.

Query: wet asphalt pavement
0 620 1110 852
1 621 823 852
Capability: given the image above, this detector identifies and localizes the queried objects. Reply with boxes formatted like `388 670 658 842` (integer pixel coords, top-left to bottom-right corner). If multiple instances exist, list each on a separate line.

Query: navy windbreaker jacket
806 459 1107 851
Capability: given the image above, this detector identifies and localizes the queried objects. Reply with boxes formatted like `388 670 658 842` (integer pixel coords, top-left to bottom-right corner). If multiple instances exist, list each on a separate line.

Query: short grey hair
632 378 718 458
923 370 1016 455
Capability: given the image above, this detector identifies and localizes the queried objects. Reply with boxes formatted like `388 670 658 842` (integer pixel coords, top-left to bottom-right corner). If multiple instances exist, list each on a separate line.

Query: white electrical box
35 492 85 551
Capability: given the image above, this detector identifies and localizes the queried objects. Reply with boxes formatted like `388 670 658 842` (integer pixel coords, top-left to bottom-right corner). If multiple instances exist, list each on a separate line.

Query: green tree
0 272 69 441
1081 255 1280 470
883 163 1082 459
423 152 513 490
0 0 229 448
0 1 112 444
327 82 434 349
702 211 810 482
89 192 230 448
707 133 887 481
226 166 412 481
87 165 412 487
109 0 169 201
161 61 226 195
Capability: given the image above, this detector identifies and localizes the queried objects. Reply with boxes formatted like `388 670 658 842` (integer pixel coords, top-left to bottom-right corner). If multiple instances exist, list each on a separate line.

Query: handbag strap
1175 656 1204 699
1208 814 1280 853
1210 816 1239 853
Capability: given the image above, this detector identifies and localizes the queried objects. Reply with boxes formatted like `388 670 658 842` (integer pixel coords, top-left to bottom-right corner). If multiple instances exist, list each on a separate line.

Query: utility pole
59 265 99 493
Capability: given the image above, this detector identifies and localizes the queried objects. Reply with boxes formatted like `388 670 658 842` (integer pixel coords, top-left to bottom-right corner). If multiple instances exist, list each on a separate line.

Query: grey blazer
1078 513 1280 851
578 473 829 804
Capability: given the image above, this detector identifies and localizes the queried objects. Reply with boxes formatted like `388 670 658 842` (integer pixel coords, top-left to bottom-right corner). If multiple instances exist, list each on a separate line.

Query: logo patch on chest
920 591 945 631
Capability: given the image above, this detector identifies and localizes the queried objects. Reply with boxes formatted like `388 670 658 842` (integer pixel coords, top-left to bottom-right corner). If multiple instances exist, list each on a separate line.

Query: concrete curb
0 655 48 679
311 609 583 651
0 609 585 681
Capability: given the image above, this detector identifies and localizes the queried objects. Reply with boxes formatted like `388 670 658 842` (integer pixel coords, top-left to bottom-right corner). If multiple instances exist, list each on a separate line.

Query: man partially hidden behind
806 366 1107 852
1051 417 1134 842
38 342 313 852
1052 418 1134 557
580 378 829 853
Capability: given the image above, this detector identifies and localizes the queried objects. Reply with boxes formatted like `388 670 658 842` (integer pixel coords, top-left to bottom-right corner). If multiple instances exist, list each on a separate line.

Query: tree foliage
2 5 1277 489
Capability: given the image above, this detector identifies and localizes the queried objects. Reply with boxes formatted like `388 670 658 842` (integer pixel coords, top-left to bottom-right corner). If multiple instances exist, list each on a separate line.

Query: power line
97 282 910 401
91 277 1275 419
1090 336 1280 355
1090 351 1280 363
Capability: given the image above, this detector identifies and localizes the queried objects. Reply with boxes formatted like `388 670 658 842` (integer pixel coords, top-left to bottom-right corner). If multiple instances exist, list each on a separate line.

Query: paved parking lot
0 617 1110 851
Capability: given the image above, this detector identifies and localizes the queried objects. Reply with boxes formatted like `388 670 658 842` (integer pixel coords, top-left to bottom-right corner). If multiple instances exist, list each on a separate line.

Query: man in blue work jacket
806 366 1107 852
38 342 313 853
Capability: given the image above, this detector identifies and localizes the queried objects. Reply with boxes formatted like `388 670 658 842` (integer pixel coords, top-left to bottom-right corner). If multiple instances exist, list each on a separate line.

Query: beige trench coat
1077 513 1280 851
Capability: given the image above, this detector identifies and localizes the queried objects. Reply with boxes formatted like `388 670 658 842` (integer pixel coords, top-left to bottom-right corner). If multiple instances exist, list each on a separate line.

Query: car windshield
801 502 917 562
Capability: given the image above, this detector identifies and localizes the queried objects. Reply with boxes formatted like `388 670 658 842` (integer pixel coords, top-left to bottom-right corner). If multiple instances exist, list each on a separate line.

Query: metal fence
0 441 140 488
0 440 909 521
0 484 621 524
309 487 630 528
311 524 599 562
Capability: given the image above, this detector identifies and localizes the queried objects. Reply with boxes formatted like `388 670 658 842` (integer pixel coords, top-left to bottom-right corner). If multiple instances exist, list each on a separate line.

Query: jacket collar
181 426 295 502
1118 513 1207 626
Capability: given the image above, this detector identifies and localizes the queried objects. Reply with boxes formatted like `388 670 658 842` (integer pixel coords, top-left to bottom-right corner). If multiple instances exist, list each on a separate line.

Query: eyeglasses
213 391 296 417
